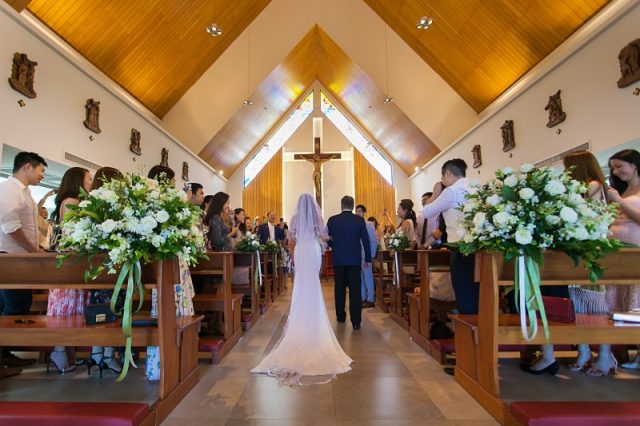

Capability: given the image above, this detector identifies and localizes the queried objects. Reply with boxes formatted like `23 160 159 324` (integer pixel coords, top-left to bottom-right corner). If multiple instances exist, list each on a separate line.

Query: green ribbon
273 252 278 279
110 260 144 382
254 251 261 293
513 255 549 342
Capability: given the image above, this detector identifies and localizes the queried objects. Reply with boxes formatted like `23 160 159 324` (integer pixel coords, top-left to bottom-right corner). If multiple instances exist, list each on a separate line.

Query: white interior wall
0 5 225 194
410 1 640 200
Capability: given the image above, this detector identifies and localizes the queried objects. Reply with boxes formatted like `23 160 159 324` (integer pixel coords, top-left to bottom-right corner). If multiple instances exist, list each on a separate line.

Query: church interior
0 0 639 424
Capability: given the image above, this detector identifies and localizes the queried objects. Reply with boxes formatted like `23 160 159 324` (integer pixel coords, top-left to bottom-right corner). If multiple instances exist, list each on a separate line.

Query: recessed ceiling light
383 96 395 104
219 170 224 176
206 23 222 36
243 99 253 106
416 16 433 30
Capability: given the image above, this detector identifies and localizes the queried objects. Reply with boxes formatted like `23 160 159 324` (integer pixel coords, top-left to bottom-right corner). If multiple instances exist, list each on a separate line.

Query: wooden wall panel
354 149 396 227
242 149 282 222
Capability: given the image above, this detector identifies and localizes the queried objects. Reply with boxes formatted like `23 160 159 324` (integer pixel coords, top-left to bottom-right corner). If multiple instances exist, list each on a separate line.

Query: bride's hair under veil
290 193 325 238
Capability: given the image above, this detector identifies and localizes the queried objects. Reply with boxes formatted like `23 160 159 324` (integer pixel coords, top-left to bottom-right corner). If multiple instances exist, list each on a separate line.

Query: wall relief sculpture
129 129 142 155
8 52 37 98
544 90 566 128
83 98 101 133
182 162 189 181
501 120 515 152
160 148 169 167
471 144 482 168
617 38 640 88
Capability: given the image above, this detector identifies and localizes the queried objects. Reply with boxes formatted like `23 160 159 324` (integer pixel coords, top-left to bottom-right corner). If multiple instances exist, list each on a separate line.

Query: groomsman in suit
257 211 284 245
327 196 372 329
355 204 377 308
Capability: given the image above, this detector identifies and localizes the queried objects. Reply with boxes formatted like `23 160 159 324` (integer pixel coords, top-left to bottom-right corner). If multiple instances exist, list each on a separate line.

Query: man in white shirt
0 151 47 371
421 158 478 315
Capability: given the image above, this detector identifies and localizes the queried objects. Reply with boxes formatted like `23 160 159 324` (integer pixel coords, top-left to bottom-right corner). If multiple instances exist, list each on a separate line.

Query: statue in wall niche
8 52 38 98
501 120 515 152
471 144 482 169
544 90 566 128
182 162 189 181
129 128 142 155
83 98 102 133
160 148 169 167
617 38 640 88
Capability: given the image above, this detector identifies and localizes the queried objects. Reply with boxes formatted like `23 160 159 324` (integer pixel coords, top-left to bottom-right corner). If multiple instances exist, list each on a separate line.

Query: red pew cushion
0 402 149 426
199 337 224 352
510 401 640 426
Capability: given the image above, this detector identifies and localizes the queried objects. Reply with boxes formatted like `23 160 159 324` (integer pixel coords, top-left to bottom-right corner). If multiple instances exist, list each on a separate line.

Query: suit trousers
361 262 375 303
449 249 479 314
334 265 362 326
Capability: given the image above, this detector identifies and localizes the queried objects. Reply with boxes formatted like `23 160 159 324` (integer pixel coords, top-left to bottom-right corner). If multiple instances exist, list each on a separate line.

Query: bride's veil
290 193 325 238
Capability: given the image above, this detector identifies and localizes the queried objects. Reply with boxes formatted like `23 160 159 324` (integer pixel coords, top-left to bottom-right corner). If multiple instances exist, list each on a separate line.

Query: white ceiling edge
409 0 639 180
162 0 476 155
0 2 227 183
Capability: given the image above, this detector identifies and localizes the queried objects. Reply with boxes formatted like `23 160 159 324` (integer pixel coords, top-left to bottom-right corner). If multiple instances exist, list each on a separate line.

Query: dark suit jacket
327 211 372 266
257 222 284 245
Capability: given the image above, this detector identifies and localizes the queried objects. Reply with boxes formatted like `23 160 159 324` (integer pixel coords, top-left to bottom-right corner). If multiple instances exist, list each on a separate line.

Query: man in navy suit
257 211 284 245
326 196 372 329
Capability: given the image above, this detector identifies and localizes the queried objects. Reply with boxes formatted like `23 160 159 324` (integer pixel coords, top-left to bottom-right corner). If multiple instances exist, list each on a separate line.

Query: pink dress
605 195 640 312
47 198 86 316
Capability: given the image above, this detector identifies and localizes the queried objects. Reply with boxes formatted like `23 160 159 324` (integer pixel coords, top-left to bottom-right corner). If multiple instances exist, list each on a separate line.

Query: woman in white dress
251 193 352 385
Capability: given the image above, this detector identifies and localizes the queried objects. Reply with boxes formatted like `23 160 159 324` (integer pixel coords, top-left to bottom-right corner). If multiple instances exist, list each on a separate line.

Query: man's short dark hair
13 151 47 173
356 204 367 213
341 196 355 211
422 192 432 198
148 165 175 181
190 183 203 193
441 158 468 177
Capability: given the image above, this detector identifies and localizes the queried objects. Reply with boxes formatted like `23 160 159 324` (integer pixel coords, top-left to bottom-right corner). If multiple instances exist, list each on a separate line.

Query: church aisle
163 281 497 425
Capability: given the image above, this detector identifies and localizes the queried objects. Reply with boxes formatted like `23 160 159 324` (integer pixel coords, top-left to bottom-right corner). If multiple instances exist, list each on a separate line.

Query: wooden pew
190 252 243 363
449 249 640 424
389 250 420 329
374 250 394 312
232 252 260 330
0 253 202 425
257 252 272 312
406 249 455 359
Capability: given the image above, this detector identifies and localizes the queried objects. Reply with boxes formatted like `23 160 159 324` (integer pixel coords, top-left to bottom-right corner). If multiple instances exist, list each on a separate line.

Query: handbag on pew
539 296 576 323
84 304 117 325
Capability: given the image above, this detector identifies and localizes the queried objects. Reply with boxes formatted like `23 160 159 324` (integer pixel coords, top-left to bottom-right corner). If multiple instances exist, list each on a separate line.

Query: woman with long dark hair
397 199 417 249
204 192 237 251
48 167 92 373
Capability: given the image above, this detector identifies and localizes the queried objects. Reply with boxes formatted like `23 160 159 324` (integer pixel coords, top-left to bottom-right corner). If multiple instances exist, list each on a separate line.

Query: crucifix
293 118 341 207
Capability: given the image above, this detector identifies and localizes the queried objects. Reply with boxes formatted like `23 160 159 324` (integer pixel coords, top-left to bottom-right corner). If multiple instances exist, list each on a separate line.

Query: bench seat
0 401 150 426
508 401 640 426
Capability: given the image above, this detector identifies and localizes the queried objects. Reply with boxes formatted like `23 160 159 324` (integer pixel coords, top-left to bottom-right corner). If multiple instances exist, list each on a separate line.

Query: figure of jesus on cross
294 118 341 207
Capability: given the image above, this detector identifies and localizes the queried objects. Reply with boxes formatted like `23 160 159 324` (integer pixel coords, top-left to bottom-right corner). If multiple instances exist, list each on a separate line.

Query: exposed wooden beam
4 0 31 12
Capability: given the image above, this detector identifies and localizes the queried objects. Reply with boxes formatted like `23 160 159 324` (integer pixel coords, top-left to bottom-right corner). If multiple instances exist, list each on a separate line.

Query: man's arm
421 187 458 220
7 228 39 252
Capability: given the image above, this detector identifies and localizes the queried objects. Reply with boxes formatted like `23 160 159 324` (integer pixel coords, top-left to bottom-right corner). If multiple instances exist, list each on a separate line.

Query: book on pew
612 311 640 324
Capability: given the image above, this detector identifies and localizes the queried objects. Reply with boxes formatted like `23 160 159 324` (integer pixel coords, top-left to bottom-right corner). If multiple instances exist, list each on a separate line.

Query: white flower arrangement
235 231 261 252
387 229 411 251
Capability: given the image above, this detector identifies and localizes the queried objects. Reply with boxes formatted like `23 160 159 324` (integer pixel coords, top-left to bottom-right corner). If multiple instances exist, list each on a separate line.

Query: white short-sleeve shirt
0 176 39 253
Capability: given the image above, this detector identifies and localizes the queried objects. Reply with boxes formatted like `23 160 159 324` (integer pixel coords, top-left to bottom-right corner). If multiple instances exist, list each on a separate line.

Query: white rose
568 193 584 206
519 188 534 200
559 207 578 223
141 216 158 232
502 167 513 175
572 227 589 241
504 175 519 187
545 215 561 225
492 211 512 227
151 235 163 248
520 163 534 173
486 194 502 206
472 212 486 227
544 180 566 196
577 205 596 218
155 210 170 223
515 228 533 245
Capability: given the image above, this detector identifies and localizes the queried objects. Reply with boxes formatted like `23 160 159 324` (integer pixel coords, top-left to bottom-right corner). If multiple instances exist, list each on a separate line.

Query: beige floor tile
418 380 494 421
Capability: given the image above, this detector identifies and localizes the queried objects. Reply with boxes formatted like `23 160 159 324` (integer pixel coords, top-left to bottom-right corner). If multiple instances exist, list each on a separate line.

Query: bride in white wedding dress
251 193 353 385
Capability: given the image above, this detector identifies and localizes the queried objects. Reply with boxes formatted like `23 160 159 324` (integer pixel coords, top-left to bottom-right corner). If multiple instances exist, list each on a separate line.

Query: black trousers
449 249 479 315
333 265 362 326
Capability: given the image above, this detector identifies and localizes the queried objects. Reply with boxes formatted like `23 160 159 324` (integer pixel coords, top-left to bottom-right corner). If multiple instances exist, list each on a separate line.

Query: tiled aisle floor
163 281 497 426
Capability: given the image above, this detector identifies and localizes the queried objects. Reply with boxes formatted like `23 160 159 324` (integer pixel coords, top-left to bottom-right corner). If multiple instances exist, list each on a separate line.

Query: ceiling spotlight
206 23 222 36
383 96 395 104
243 99 253 106
416 16 433 30
219 170 224 176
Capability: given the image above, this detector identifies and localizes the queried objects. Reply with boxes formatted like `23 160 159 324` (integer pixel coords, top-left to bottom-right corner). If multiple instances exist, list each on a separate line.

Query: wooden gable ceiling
199 25 438 177
363 0 611 112
26 0 271 118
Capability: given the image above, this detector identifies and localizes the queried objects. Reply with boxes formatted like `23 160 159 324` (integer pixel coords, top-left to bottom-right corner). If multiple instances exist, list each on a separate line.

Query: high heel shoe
568 350 592 372
521 360 560 376
585 353 617 376
87 353 122 378
621 354 640 370
47 350 76 374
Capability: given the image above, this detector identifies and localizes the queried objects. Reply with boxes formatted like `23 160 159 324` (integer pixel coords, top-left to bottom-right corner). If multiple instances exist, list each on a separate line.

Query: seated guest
0 151 47 375
231 208 246 249
48 166 93 373
203 194 213 213
397 199 417 249
256 211 284 245
421 159 477 314
204 192 237 252
243 217 253 234
188 183 205 207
